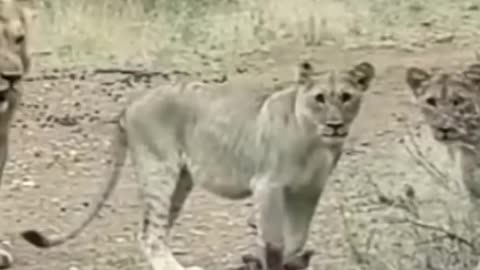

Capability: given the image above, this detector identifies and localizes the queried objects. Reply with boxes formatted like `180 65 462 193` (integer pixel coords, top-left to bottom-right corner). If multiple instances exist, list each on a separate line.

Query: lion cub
406 65 480 200
22 61 375 270
0 0 34 269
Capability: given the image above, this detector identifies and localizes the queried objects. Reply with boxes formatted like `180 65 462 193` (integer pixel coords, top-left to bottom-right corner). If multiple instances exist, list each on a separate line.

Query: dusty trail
0 43 476 269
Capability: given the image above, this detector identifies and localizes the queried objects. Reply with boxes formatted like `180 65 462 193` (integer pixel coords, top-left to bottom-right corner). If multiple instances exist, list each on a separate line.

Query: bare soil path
0 43 476 270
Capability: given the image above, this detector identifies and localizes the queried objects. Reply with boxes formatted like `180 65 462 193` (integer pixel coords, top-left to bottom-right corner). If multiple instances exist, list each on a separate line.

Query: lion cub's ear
0 0 37 22
347 62 375 92
296 61 315 84
463 63 480 86
406 67 431 97
17 0 37 21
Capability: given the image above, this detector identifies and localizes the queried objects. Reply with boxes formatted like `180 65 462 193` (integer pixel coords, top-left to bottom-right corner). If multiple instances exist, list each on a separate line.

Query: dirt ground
0 43 479 270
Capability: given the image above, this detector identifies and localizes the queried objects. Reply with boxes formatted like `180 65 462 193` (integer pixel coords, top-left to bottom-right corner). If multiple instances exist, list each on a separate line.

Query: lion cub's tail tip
21 230 51 248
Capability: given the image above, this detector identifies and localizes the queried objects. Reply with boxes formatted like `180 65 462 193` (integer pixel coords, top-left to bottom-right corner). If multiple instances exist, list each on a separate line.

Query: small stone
114 237 126 243
467 4 479 10
190 229 206 236
434 33 454 44
360 141 370 147
21 180 37 188
172 249 189 255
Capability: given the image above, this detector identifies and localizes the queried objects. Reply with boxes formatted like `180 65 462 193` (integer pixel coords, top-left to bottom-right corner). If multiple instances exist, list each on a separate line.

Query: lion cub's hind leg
167 166 194 229
130 140 200 270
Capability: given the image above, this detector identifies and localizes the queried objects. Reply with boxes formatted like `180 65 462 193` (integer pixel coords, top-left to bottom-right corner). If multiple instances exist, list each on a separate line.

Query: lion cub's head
406 65 480 146
294 61 375 145
0 0 33 88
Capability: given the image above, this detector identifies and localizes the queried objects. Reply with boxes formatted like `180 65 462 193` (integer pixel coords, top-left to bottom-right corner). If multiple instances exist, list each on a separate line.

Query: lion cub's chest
281 143 341 193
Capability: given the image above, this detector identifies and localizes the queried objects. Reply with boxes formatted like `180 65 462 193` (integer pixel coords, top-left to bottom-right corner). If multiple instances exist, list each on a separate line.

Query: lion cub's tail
21 110 129 248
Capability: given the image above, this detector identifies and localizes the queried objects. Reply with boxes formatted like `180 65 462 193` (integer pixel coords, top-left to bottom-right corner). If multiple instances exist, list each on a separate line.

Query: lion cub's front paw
284 249 314 270
233 249 315 270
0 249 12 269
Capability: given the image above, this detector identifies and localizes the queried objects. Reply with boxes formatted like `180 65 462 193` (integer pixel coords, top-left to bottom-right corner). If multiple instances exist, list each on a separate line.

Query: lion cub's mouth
322 131 348 138
432 127 459 143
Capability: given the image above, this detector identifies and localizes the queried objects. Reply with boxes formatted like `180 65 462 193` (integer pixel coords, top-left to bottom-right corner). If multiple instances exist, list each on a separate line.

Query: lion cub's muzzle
432 126 460 142
0 84 18 114
322 122 348 138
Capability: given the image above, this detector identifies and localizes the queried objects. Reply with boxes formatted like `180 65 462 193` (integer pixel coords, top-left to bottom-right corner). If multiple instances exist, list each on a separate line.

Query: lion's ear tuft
406 67 431 97
463 63 480 86
347 62 375 92
296 61 314 84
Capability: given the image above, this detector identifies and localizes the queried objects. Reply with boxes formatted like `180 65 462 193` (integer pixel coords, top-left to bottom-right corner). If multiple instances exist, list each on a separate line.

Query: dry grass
336 122 480 270
31 0 480 66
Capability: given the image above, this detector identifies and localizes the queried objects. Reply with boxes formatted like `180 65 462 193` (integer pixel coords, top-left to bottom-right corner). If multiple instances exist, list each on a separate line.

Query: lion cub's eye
426 97 437 107
14 35 25 45
452 96 465 106
340 92 352 103
314 93 325 103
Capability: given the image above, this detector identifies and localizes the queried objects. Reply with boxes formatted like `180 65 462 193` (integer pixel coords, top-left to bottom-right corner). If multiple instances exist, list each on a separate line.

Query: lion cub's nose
1 72 21 85
326 122 344 130
437 127 454 133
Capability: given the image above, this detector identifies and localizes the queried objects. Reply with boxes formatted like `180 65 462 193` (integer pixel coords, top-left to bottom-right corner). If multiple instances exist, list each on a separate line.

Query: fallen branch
93 68 190 78
338 202 397 270
31 50 53 57
23 74 64 82
400 217 476 252
94 68 165 76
